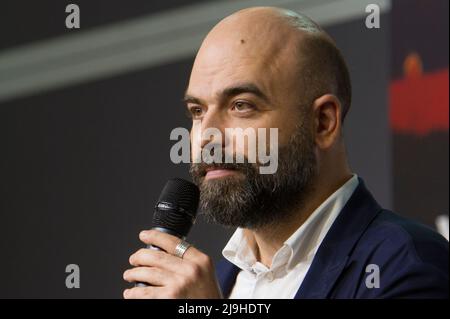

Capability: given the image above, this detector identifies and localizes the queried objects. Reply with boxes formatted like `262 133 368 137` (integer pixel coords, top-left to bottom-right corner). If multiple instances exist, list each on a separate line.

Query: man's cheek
258 127 279 174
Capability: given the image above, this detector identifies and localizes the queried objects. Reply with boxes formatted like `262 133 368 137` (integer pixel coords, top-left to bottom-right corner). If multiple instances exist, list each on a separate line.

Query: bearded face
190 121 317 230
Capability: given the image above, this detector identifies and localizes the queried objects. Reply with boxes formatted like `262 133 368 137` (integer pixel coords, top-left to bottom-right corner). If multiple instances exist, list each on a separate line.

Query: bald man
123 7 448 299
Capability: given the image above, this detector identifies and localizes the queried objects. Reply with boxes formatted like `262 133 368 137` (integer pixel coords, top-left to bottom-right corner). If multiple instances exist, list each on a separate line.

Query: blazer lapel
294 178 382 298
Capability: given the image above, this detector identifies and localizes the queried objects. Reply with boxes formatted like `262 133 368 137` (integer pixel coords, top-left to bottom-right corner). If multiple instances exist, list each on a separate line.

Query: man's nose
200 110 226 149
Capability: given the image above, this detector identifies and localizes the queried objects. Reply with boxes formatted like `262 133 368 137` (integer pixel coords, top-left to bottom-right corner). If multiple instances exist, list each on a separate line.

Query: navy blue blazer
216 178 449 298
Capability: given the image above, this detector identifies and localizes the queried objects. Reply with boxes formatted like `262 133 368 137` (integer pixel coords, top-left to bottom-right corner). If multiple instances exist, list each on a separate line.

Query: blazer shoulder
360 209 448 272
347 209 449 298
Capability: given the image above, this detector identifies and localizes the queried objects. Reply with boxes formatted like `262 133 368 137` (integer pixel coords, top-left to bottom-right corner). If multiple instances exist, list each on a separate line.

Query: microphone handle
134 228 183 287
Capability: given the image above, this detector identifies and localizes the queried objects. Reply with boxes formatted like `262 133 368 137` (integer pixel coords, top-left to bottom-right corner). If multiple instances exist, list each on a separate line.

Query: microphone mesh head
152 178 200 237
158 178 200 214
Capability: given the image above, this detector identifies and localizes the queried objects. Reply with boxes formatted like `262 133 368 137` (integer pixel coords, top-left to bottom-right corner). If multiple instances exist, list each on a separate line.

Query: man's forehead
186 45 299 104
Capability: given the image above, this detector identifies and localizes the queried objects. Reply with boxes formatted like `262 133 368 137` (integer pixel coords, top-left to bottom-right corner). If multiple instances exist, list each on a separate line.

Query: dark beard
189 123 317 230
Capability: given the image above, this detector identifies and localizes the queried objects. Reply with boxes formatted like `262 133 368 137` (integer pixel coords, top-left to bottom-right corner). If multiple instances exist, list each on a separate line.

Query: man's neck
244 172 353 268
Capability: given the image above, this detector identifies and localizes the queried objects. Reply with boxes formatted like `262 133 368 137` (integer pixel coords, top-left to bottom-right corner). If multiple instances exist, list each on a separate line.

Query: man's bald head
191 6 352 121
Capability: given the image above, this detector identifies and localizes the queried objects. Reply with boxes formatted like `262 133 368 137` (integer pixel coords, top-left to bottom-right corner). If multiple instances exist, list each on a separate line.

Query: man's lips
204 168 238 179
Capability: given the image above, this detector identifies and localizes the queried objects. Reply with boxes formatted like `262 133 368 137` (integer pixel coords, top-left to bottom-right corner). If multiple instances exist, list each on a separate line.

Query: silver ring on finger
174 239 191 259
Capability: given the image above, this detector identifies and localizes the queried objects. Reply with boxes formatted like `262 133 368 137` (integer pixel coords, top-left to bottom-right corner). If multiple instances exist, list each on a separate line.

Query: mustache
190 159 258 178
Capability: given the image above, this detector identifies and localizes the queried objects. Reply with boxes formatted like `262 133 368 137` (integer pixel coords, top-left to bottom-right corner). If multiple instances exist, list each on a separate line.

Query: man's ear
312 94 342 150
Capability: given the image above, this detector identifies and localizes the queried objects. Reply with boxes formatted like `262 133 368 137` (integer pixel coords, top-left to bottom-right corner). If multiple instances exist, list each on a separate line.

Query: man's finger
139 229 200 260
123 267 172 286
123 286 166 299
129 247 184 273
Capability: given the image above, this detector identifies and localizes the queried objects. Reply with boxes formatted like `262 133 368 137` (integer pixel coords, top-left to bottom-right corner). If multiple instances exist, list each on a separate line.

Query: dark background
0 0 447 298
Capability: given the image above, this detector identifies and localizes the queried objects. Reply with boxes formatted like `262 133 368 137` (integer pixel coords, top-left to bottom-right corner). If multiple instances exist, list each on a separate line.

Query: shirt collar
222 227 257 273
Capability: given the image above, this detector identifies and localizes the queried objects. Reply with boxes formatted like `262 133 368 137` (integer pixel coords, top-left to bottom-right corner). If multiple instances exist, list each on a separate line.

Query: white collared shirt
222 174 359 299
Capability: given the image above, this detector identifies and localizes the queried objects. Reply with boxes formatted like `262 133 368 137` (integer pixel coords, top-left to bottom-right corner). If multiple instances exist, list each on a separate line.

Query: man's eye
188 106 204 118
232 101 254 112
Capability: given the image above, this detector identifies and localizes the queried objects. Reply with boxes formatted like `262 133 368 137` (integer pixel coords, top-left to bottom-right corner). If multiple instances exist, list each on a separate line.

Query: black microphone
135 178 200 287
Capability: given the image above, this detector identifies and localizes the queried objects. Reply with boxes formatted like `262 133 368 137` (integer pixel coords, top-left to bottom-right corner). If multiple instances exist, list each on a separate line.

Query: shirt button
266 271 274 282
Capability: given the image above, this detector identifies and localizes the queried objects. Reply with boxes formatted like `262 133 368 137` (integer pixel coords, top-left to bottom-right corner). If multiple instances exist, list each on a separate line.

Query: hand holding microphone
123 178 222 299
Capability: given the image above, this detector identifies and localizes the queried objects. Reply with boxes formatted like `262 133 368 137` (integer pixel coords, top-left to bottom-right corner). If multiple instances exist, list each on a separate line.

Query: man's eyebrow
182 82 270 106
182 94 203 105
220 83 269 103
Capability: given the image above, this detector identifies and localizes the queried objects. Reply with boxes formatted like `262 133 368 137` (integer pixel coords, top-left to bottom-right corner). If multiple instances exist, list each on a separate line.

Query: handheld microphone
135 178 200 287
